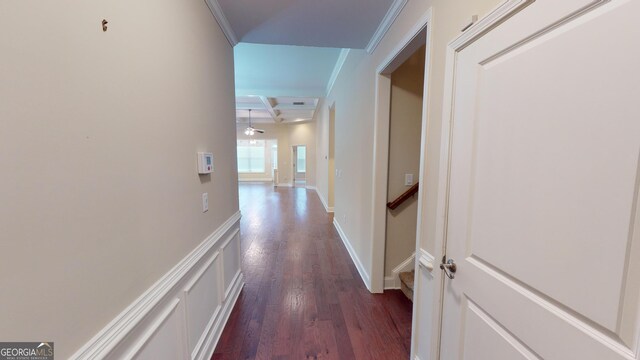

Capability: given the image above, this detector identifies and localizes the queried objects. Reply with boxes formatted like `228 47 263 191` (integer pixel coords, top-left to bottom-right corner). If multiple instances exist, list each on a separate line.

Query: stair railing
386 182 419 210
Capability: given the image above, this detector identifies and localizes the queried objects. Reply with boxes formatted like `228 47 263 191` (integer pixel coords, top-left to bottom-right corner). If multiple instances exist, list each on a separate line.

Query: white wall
0 0 238 358
315 0 504 288
314 0 505 358
236 122 316 187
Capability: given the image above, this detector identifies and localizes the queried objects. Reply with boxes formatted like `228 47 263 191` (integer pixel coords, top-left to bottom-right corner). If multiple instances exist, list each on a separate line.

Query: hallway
213 183 413 359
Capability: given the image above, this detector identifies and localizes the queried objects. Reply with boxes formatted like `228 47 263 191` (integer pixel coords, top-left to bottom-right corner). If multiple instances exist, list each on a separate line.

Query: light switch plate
202 193 208 213
405 174 414 186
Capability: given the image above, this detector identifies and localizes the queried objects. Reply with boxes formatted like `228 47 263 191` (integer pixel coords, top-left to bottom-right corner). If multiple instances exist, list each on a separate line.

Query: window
237 139 265 173
297 146 306 173
271 144 278 170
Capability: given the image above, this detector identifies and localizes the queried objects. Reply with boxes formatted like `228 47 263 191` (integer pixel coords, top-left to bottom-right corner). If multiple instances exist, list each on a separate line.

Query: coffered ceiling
236 95 319 124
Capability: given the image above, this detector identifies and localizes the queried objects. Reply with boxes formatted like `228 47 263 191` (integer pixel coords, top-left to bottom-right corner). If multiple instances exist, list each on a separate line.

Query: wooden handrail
387 182 419 210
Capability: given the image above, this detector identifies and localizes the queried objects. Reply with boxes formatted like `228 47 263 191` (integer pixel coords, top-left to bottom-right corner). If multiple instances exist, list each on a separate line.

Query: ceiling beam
258 96 280 122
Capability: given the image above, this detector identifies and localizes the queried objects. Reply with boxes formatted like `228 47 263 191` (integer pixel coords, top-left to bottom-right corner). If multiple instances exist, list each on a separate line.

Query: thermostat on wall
197 152 213 174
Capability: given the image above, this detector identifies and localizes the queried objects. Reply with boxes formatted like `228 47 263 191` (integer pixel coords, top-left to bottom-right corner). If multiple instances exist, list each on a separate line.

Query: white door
439 0 640 359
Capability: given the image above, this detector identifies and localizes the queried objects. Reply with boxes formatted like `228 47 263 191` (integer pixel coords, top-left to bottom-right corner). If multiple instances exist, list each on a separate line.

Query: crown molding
365 0 408 54
325 49 350 96
204 0 238 46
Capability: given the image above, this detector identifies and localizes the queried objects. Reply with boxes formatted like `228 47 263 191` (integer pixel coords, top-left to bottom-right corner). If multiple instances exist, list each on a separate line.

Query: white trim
371 7 434 295
183 252 222 360
366 0 409 54
223 270 241 302
203 0 238 46
417 248 435 277
326 49 350 96
384 276 398 289
276 182 293 187
238 178 273 182
377 9 434 74
333 218 371 291
314 188 334 213
125 299 182 358
392 251 417 274
193 272 243 360
70 211 242 359
449 0 533 51
305 185 317 191
385 252 417 289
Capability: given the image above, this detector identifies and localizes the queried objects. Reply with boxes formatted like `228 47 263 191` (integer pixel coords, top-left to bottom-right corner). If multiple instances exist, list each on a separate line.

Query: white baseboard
276 182 292 187
333 218 371 291
314 189 334 213
238 178 272 182
384 276 398 289
305 185 317 191
70 211 243 360
384 252 416 290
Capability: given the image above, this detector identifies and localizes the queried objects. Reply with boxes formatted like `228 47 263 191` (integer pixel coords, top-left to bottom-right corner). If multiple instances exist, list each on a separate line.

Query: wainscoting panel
183 252 222 359
131 299 183 360
222 231 241 300
70 211 243 360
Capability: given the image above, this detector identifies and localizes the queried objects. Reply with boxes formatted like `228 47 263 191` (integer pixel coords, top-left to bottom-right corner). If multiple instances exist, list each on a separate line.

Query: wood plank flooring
212 183 413 360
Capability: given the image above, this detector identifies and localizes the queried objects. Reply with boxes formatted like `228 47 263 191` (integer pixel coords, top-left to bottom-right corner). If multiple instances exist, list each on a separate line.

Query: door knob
440 258 457 279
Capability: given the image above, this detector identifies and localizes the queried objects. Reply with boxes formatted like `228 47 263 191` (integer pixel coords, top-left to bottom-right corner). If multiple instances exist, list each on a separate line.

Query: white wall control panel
197 152 213 174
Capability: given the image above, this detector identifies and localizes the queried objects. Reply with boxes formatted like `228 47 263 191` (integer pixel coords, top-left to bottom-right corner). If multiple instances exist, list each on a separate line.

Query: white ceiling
219 0 400 127
236 95 319 124
234 43 343 98
216 0 395 48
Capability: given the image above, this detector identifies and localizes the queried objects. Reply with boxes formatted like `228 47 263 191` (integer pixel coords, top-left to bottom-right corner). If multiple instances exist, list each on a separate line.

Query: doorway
292 145 306 187
370 11 433 296
384 45 425 297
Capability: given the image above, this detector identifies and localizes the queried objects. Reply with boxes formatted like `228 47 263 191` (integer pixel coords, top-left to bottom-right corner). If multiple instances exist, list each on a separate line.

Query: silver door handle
440 258 457 279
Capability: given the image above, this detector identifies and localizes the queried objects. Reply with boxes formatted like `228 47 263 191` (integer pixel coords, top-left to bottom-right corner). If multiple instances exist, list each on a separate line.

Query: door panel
440 0 640 359
462 300 540 359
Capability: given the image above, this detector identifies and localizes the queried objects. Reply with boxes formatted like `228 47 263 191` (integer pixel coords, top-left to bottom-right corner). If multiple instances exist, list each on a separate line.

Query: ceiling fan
244 109 265 135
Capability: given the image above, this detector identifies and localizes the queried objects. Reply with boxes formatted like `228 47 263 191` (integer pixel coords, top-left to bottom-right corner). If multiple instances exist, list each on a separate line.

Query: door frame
291 144 307 186
433 1 535 358
369 3 433 299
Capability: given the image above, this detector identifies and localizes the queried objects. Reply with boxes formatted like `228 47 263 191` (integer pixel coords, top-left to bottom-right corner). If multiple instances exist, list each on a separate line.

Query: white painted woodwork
70 213 244 360
183 252 222 357
222 232 241 300
439 0 640 359
415 249 436 359
131 300 183 360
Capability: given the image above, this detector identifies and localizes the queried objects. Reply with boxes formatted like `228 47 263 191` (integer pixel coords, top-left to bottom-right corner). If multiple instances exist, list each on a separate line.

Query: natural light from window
237 139 266 173
297 146 306 173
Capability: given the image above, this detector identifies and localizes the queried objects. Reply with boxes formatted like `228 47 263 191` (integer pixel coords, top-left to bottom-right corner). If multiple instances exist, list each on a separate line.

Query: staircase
399 270 415 302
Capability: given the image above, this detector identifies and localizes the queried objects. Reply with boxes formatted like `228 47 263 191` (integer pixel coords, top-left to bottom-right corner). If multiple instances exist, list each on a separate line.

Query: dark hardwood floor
212 182 413 360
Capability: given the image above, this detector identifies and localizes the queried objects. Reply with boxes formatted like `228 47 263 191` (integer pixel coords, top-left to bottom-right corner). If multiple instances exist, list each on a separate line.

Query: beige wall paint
384 46 425 277
236 122 316 187
315 102 330 205
315 0 504 280
0 0 237 358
